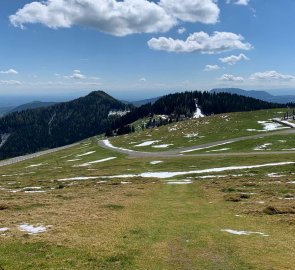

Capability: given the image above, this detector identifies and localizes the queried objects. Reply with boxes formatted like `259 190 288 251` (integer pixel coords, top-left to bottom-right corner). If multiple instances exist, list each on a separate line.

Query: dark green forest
0 91 130 159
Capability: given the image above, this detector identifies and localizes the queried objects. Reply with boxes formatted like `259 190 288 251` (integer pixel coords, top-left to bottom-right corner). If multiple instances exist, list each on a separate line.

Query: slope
0 91 130 160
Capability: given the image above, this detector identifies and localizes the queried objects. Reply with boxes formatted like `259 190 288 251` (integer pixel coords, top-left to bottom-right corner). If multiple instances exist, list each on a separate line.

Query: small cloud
226 0 250 6
219 74 244 82
64 70 86 80
0 69 18 75
0 80 21 85
204 64 220 71
249 71 295 81
139 77 147 82
177 27 186 34
219 53 249 65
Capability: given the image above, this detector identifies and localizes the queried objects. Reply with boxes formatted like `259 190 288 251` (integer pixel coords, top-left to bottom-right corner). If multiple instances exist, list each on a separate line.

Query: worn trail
99 129 295 158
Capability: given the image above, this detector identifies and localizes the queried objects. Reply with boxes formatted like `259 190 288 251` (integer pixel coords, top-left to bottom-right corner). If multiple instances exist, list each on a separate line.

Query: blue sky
0 0 295 100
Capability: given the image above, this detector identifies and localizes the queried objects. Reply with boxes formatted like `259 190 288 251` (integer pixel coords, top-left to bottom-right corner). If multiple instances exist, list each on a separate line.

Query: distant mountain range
121 97 160 107
210 88 295 104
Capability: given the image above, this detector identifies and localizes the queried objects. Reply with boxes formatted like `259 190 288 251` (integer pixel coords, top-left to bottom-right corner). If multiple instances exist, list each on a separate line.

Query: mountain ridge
211 88 295 104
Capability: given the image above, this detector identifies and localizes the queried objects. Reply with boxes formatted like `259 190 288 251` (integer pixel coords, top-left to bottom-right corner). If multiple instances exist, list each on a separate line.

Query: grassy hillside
110 108 292 152
1 130 295 269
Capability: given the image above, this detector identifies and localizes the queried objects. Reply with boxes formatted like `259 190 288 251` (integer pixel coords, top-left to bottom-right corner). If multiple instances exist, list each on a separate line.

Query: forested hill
0 90 284 160
117 90 283 127
0 91 130 160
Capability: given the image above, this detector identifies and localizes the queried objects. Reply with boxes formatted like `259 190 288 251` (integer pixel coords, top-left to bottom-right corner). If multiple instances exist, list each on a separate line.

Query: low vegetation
0 108 295 269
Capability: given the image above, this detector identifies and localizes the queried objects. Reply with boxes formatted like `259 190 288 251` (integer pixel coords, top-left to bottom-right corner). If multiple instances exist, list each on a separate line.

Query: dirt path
99 129 295 157
1 129 294 168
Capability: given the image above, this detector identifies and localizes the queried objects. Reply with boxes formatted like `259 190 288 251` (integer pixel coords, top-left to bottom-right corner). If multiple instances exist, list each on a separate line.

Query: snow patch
101 162 295 179
152 144 173 148
67 158 81 162
206 148 230 153
19 224 48 234
135 140 161 147
57 176 99 181
221 229 269 237
254 143 272 151
26 163 43 168
150 161 163 165
166 180 192 185
121 181 132 184
103 139 135 152
267 173 285 178
76 151 96 157
183 133 199 138
77 157 117 167
108 110 130 117
181 141 234 153
193 99 204 119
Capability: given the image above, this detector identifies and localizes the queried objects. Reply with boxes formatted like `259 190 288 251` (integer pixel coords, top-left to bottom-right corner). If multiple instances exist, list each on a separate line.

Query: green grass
1 113 295 269
188 134 295 154
110 108 290 152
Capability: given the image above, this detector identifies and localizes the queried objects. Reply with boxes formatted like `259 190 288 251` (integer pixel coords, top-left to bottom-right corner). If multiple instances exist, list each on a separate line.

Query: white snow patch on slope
267 173 285 178
206 148 230 153
166 180 192 185
183 133 199 138
193 100 204 119
152 144 173 148
101 162 295 179
77 157 117 167
135 140 161 147
221 229 269 237
67 158 81 162
150 161 163 165
254 143 272 151
57 176 99 181
278 120 295 128
181 141 234 153
103 139 135 152
26 163 43 168
19 224 47 234
76 151 96 157
247 121 289 132
0 227 9 232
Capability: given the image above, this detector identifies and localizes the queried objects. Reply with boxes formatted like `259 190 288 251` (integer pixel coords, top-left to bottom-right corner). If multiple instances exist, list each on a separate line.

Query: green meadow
1 109 295 269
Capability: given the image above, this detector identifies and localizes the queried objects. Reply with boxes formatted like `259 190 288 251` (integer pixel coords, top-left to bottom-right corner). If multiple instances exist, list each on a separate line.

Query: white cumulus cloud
249 71 295 81
159 0 219 24
9 0 220 36
204 64 220 71
219 53 249 65
219 74 244 82
0 69 18 75
64 70 86 80
148 31 253 54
